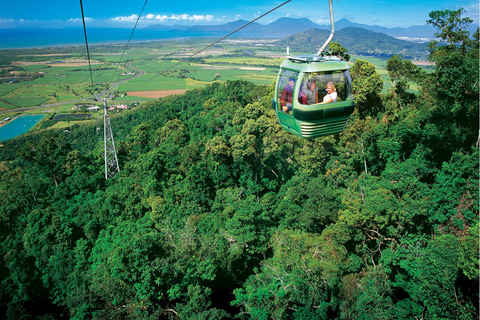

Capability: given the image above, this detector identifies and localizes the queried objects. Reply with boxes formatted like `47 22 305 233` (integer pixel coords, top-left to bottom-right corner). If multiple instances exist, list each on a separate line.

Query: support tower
103 98 120 179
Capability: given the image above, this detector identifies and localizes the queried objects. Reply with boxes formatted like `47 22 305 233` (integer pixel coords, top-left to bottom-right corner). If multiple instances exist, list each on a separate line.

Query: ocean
0 28 260 50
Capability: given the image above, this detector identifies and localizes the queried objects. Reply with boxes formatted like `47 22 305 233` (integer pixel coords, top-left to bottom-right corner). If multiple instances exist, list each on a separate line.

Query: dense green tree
350 59 384 117
385 55 424 110
426 8 479 150
233 230 347 319
329 41 350 61
0 8 478 319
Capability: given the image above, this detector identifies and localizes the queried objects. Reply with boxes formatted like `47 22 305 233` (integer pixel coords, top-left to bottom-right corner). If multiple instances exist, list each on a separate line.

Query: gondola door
275 68 299 136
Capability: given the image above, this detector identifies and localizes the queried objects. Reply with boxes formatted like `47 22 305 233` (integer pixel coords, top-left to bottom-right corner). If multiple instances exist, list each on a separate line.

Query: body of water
54 114 92 120
0 115 45 141
0 28 265 50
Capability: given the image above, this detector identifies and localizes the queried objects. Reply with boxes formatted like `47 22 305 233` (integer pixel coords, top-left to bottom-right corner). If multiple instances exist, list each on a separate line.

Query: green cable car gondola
273 0 355 139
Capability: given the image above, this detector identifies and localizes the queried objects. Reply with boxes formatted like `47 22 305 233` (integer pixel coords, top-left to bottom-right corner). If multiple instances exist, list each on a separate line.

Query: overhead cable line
79 0 94 86
132 0 292 90
110 0 149 84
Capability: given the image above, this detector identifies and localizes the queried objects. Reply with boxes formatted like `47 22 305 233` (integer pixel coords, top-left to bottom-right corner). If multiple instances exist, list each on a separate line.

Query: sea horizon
0 27 270 50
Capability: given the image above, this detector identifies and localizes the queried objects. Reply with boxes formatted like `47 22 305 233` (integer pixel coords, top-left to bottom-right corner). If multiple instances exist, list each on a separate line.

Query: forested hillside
275 27 429 59
0 9 478 320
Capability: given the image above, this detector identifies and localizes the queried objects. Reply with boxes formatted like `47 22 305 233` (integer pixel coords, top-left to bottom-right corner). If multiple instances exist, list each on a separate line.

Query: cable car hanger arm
316 0 338 56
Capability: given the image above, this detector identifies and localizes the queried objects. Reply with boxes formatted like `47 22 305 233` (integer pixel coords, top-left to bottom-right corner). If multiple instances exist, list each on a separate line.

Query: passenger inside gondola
322 81 337 103
300 78 319 105
280 77 295 112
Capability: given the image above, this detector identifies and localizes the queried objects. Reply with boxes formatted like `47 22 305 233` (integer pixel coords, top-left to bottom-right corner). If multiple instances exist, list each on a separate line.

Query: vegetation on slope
275 27 429 59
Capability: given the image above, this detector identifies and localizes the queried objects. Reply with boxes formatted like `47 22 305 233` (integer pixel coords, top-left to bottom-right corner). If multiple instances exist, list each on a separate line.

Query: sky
1 0 478 29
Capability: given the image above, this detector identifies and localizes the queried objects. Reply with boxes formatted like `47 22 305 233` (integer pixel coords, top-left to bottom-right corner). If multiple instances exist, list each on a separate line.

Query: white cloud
0 12 235 28
155 15 169 21
465 3 479 24
286 12 305 19
139 13 217 23
110 14 139 22
315 15 329 24
68 17 94 23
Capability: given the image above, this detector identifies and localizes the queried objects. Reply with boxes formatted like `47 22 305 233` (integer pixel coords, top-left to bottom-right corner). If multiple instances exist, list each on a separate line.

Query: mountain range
144 17 479 41
275 27 430 59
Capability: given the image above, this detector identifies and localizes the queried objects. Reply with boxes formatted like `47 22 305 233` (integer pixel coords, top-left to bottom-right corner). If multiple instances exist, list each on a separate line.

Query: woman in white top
322 81 337 103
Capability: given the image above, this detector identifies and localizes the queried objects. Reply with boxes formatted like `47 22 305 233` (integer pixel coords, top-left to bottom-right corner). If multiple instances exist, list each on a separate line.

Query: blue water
0 115 45 141
0 28 246 49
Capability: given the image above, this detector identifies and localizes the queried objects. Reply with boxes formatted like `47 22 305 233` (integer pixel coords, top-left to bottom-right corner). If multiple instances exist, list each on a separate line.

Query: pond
0 114 45 141
54 113 92 120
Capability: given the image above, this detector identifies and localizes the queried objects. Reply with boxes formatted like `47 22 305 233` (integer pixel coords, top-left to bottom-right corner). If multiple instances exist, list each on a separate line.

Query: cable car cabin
273 55 355 139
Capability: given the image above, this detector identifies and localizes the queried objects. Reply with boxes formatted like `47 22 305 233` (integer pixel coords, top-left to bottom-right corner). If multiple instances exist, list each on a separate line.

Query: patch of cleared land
127 89 188 98
412 61 435 66
12 60 102 67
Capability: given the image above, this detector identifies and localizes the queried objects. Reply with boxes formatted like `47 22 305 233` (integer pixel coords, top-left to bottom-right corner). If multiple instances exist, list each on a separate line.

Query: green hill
276 27 430 59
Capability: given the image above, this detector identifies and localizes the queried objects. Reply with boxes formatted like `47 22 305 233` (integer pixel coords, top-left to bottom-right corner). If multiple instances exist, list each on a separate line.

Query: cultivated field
0 37 423 124
127 89 188 99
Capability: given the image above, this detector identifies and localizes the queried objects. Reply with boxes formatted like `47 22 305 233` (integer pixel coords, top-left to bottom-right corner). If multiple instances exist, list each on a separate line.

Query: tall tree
350 59 384 118
426 8 479 149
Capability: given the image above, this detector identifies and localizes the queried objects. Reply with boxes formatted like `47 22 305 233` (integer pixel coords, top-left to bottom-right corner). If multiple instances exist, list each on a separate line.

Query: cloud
110 14 139 22
0 17 87 28
465 3 479 24
0 12 234 29
137 13 217 23
68 17 95 23
316 18 330 24
154 15 169 21
315 15 330 24
253 11 263 18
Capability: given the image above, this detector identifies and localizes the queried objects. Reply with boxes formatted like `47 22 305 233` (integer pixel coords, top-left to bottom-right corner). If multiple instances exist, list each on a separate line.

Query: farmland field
2 97 50 108
0 84 20 97
0 37 418 121
116 74 187 91
0 101 13 110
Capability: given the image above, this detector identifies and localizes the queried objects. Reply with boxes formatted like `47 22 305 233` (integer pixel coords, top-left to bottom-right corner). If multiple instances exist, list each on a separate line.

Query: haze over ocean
0 28 236 50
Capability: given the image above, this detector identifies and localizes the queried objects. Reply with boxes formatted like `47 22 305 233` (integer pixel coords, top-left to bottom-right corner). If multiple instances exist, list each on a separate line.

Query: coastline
0 28 232 50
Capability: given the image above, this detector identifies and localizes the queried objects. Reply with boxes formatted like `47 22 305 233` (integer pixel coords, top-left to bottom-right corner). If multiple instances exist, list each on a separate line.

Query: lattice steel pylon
103 98 120 179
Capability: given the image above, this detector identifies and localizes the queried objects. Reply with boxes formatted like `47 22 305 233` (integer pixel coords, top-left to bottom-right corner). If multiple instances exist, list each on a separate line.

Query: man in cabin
281 78 295 112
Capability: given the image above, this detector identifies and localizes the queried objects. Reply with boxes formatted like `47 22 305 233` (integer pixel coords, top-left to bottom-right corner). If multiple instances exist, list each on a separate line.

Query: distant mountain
263 17 321 35
143 17 477 59
188 20 264 33
144 17 479 41
330 19 438 39
331 18 479 39
144 17 327 37
144 19 264 34
275 27 430 59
